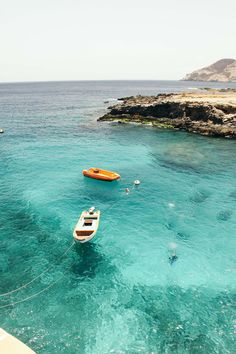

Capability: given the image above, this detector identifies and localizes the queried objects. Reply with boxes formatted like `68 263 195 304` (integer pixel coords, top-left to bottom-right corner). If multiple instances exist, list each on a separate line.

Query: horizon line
0 79 184 85
1 79 236 85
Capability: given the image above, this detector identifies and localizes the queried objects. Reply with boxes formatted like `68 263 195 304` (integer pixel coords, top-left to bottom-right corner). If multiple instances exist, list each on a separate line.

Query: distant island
98 89 236 138
183 59 236 82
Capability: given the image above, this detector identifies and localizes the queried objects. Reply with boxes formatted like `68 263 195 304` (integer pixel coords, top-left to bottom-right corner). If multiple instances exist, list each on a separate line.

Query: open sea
0 80 236 354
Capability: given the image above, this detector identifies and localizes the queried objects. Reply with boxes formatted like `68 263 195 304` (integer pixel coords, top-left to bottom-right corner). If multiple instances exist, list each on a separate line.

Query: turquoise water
0 81 236 353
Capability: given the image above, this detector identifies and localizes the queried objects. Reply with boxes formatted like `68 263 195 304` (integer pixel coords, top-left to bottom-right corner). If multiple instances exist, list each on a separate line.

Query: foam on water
0 81 236 353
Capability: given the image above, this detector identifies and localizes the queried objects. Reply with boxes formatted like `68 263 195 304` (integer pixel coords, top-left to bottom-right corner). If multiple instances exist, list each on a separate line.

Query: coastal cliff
98 90 236 138
183 59 236 82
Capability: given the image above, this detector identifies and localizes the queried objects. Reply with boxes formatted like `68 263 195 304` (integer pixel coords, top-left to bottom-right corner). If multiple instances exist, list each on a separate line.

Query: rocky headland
98 89 236 138
183 59 236 82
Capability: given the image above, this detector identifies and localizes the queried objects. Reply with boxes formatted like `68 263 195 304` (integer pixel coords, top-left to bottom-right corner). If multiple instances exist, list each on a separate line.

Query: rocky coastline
98 90 236 138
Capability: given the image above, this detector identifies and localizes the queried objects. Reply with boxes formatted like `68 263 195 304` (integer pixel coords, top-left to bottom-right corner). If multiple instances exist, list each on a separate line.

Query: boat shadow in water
82 177 120 204
71 242 106 279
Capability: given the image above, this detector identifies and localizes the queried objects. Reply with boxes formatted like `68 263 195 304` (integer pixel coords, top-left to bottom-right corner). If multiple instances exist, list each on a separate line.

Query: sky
0 0 235 82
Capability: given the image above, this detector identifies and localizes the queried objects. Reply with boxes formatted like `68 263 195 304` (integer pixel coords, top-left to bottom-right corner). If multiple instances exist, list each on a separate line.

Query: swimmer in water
169 254 178 265
125 188 130 194
168 242 178 265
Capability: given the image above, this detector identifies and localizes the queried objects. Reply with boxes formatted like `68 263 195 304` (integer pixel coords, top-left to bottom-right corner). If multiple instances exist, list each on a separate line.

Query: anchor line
0 180 141 304
0 197 124 300
0 273 65 309
0 241 75 298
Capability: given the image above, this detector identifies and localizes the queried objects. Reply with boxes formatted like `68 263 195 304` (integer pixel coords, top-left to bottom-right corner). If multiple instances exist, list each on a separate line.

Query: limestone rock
98 90 236 138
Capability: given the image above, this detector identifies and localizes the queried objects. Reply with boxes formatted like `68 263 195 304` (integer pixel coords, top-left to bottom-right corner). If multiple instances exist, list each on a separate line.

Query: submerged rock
217 210 233 221
190 190 210 204
98 91 236 138
162 144 205 171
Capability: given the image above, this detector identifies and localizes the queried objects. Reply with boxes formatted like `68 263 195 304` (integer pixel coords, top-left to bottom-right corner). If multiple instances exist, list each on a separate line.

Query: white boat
0 328 36 354
73 207 100 243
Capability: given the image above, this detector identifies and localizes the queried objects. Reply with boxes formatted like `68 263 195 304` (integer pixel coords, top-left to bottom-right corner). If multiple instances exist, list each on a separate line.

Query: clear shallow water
0 81 236 353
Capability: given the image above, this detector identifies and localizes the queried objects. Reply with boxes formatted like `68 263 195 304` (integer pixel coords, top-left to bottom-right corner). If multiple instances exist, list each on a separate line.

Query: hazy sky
0 0 235 82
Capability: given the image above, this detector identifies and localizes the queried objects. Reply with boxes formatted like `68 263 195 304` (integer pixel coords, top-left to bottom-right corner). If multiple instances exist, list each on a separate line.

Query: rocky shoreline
98 90 236 138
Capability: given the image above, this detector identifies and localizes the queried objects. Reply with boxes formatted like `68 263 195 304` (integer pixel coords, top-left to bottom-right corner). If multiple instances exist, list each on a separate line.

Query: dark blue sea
0 81 236 353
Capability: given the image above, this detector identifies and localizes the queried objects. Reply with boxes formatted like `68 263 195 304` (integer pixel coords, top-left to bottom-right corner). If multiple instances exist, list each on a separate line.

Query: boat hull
73 210 100 243
73 230 97 243
83 168 120 181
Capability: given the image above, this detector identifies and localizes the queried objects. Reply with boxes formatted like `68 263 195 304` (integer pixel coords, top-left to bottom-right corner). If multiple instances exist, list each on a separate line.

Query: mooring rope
0 272 65 309
103 180 140 211
0 241 75 297
0 195 123 300
98 185 142 237
0 180 141 305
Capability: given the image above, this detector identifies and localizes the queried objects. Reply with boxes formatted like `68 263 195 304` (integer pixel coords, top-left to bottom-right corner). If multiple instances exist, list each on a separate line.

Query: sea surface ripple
0 81 236 353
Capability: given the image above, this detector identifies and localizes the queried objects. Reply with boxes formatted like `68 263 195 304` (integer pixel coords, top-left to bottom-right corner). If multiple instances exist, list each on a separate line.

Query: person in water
169 254 178 265
125 188 130 194
168 242 178 265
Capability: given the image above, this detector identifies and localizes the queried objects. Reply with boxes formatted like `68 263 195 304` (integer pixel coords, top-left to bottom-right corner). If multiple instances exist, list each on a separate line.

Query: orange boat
83 167 120 181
